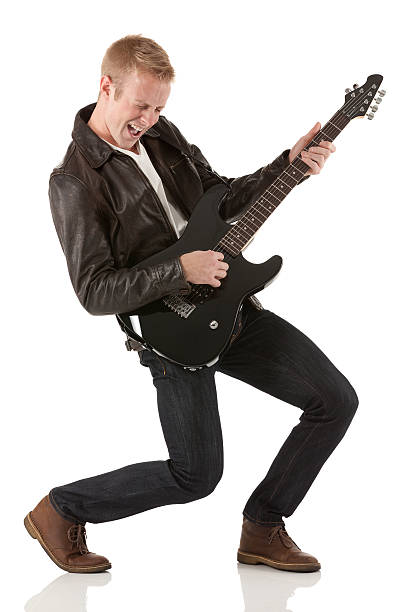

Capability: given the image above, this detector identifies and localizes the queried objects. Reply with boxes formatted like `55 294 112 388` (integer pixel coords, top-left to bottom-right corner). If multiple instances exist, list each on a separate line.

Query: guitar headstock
343 74 385 120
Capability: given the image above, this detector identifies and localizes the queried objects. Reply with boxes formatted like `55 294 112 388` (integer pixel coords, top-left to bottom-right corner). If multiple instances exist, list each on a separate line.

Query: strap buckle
125 336 146 352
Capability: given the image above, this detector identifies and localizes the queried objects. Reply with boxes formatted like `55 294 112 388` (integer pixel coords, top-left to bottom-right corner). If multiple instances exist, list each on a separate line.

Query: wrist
179 255 188 280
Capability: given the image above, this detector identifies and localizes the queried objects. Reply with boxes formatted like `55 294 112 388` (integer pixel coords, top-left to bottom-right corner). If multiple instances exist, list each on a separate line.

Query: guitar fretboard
217 111 351 256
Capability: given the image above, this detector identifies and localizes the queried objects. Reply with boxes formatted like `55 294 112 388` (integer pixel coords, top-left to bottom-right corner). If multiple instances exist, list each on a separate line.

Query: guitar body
118 184 282 367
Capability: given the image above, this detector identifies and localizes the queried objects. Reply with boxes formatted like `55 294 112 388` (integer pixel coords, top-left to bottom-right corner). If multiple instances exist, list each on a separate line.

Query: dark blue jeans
50 301 358 526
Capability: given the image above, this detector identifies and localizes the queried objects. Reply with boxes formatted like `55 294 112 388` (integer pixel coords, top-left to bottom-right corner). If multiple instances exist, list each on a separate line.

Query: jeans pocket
138 348 169 378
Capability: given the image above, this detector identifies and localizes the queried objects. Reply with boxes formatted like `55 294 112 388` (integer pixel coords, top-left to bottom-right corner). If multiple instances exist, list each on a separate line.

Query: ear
100 74 114 99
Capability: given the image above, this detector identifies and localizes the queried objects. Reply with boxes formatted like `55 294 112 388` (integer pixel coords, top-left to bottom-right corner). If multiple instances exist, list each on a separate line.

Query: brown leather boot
24 495 111 573
237 517 321 572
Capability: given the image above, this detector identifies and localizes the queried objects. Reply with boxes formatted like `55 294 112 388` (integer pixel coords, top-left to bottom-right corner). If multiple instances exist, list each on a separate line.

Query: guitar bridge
162 295 196 318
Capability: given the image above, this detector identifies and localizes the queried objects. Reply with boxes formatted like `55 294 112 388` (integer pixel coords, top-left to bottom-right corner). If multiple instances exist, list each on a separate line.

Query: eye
135 104 162 113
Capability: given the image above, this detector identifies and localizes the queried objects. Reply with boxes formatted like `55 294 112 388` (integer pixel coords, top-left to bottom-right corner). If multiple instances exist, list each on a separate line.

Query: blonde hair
100 34 175 101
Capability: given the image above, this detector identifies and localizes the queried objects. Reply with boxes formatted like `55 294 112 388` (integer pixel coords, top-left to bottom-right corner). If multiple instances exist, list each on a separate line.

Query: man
25 35 358 574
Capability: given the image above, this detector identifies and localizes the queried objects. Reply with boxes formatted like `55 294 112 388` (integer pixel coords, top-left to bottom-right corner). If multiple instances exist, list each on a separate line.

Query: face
98 70 171 150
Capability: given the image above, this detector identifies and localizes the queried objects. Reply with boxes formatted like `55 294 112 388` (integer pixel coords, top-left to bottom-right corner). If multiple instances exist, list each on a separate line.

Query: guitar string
226 114 352 245
211 115 344 266
217 84 379 255
185 81 380 300
186 114 347 295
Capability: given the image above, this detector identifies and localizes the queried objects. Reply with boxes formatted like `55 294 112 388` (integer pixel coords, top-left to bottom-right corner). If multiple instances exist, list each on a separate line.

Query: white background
2 1 406 610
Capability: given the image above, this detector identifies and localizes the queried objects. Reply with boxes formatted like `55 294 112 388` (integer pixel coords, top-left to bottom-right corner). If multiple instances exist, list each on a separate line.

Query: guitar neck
217 109 352 256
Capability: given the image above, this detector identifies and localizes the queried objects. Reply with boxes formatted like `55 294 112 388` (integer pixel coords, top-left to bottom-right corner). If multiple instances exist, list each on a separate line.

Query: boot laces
67 523 89 555
267 524 299 549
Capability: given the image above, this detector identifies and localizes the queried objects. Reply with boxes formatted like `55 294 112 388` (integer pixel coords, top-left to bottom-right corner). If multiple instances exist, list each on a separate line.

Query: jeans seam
260 420 322 515
234 316 329 518
255 346 324 513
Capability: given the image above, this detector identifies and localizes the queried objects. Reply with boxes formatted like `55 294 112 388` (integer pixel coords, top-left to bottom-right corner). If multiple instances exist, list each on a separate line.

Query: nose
138 108 156 127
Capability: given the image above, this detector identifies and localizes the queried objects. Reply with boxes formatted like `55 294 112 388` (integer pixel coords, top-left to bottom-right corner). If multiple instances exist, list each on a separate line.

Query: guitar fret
216 106 354 257
277 176 292 190
328 120 341 133
283 166 303 182
280 172 297 189
233 216 258 238
270 180 291 196
261 195 278 210
267 185 280 194
243 214 262 231
320 130 333 141
262 190 281 206
254 204 269 221
235 224 252 240
232 222 252 240
256 199 271 217
221 238 244 252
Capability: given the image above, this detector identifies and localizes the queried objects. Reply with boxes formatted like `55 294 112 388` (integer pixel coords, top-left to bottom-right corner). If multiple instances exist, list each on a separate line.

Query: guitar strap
115 314 148 352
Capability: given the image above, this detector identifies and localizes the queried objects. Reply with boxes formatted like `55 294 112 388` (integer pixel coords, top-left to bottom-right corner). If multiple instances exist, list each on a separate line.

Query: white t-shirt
100 137 188 239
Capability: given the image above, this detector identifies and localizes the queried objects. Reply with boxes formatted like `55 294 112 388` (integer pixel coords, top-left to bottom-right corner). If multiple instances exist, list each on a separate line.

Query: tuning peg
353 83 359 89
367 112 375 120
379 89 386 96
375 97 382 104
370 105 378 112
345 88 352 93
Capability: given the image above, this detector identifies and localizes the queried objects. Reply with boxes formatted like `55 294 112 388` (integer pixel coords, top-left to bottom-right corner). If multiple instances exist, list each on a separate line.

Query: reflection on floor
24 563 320 612
237 563 320 612
25 573 111 612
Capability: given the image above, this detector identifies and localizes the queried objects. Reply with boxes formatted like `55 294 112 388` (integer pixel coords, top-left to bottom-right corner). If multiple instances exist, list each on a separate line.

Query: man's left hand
288 122 336 176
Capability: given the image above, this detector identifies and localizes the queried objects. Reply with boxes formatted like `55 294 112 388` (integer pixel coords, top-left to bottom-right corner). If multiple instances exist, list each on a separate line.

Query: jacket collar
72 102 161 169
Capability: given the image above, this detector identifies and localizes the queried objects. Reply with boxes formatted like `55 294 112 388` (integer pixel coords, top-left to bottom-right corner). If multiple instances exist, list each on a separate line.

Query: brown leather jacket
49 102 302 317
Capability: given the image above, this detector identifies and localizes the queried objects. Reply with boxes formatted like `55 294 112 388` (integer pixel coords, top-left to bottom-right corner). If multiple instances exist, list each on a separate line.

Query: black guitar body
118 183 282 367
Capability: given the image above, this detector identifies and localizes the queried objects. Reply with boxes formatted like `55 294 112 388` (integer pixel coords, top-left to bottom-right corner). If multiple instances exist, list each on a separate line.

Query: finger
214 251 224 260
307 121 320 135
301 156 320 174
310 144 334 156
319 140 336 152
302 151 325 166
298 122 320 148
296 122 321 148
215 270 228 279
307 145 332 158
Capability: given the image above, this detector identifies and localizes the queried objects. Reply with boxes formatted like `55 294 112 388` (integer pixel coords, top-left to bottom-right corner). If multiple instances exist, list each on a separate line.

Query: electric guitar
117 74 385 368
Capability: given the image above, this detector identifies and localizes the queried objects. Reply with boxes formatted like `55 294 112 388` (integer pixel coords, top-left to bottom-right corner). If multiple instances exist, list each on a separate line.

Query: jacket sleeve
188 143 310 224
163 116 309 224
49 173 191 316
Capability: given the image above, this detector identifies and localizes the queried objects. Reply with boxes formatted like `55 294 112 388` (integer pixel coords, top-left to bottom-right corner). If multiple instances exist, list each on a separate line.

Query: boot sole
24 512 111 573
237 549 321 572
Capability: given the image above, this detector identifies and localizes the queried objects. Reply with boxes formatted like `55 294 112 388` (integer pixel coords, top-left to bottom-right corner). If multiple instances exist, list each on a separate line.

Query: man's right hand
179 250 229 287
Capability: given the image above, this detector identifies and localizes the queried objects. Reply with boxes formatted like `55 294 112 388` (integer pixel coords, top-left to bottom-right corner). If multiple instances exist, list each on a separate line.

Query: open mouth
128 124 143 138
